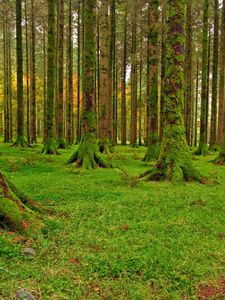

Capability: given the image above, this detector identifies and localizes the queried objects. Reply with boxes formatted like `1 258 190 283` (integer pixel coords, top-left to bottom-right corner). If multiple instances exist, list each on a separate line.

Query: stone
15 289 36 300
21 247 36 258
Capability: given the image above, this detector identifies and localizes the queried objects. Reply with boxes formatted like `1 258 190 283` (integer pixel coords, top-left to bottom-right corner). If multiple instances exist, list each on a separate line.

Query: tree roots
42 138 59 155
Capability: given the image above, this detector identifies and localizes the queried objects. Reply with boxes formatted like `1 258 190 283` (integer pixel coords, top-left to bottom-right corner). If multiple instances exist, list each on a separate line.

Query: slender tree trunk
144 0 160 161
76 0 81 143
142 0 201 182
14 0 29 147
98 0 113 153
43 28 47 142
30 0 37 143
24 0 30 143
68 0 111 169
195 0 209 155
184 1 193 146
56 0 66 148
194 57 199 147
209 0 219 149
42 0 58 154
3 13 9 143
130 1 138 146
217 0 225 145
66 0 74 145
120 8 127 145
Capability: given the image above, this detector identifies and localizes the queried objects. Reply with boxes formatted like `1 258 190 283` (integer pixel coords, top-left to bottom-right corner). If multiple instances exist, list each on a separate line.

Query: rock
15 289 36 300
21 247 36 258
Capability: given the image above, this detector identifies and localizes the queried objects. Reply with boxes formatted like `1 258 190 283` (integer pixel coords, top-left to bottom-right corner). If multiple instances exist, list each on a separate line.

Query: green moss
194 142 209 156
143 143 160 162
42 138 59 155
13 136 30 148
57 138 67 150
99 139 114 155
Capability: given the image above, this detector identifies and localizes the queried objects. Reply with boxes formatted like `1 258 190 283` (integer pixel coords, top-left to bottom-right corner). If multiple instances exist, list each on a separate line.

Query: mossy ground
0 144 225 299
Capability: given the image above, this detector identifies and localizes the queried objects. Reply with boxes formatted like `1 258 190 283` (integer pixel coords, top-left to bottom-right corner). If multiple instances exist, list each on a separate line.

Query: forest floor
0 144 225 300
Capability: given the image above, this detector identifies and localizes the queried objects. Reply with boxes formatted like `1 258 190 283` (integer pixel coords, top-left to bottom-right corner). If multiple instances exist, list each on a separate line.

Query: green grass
0 144 225 299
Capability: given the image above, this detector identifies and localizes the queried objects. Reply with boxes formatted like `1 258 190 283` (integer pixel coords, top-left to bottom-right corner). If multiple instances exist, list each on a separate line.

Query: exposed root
12 136 31 148
214 151 225 165
0 172 41 232
68 133 112 169
42 138 59 155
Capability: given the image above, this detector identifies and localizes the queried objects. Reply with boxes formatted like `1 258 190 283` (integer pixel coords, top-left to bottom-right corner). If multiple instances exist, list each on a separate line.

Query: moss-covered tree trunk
184 0 193 146
120 7 127 146
42 0 58 154
56 0 66 149
0 172 40 232
130 0 138 146
215 0 225 163
66 0 74 145
141 0 200 182
98 0 113 154
195 0 209 155
217 0 225 146
14 0 29 147
194 57 199 147
76 0 81 144
144 0 160 162
68 0 111 169
30 0 37 144
209 0 219 150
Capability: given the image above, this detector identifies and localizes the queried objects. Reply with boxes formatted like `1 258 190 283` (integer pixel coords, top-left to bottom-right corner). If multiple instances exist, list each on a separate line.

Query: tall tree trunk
142 0 201 182
14 0 29 147
130 1 138 146
56 0 66 149
30 0 37 143
42 0 58 154
184 0 193 146
215 0 225 163
76 0 81 143
120 8 127 145
209 0 219 149
144 0 160 161
68 0 111 169
111 0 117 145
25 0 30 143
98 0 112 153
195 0 209 155
194 57 199 147
217 0 225 145
43 27 47 142
66 0 74 145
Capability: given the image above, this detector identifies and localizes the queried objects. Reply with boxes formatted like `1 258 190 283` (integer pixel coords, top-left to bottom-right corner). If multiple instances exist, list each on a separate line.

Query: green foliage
0 145 224 299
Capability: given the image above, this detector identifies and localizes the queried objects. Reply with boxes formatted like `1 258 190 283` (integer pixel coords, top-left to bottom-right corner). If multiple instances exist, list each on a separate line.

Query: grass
0 144 225 299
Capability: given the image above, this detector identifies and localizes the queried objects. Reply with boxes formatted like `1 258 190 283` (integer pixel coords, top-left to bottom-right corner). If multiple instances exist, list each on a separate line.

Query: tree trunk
76 0 81 143
56 0 66 149
14 0 29 147
144 0 160 161
42 0 58 154
66 0 74 145
30 0 37 144
184 1 193 146
195 0 209 155
68 0 111 169
130 1 138 146
217 0 225 146
98 0 113 154
141 0 201 182
120 8 127 145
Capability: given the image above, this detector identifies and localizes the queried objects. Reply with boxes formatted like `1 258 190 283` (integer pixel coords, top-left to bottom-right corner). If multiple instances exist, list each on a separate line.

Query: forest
0 0 225 299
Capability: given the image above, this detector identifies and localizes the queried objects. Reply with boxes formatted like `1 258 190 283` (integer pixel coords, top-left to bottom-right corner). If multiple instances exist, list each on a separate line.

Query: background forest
0 0 225 299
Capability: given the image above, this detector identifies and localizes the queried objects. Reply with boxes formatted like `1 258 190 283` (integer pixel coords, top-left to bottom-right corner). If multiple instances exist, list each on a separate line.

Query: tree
56 0 66 149
209 0 219 149
217 0 225 146
14 0 29 147
98 0 113 153
42 0 58 154
215 0 225 164
68 0 111 169
141 0 200 181
195 0 209 155
144 0 160 161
